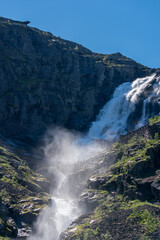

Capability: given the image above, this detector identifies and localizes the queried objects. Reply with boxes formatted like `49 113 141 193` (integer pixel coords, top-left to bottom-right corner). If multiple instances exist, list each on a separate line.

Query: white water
28 73 160 240
87 73 160 140
28 129 104 240
28 174 79 240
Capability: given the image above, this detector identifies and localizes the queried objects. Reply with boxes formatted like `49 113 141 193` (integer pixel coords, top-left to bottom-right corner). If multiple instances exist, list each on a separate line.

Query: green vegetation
42 31 49 35
0 143 50 238
7 20 11 26
83 227 100 240
102 57 126 68
74 45 79 51
109 134 160 179
69 192 160 239
102 55 109 61
149 114 160 125
68 122 160 239
141 236 151 240
127 208 160 233
154 132 159 141
100 231 113 240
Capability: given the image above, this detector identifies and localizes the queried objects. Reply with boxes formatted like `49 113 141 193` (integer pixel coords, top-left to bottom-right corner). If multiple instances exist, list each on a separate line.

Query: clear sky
0 0 160 68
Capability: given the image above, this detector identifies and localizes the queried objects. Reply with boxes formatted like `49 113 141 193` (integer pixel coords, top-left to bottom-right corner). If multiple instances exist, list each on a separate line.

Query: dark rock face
119 123 160 144
0 17 152 141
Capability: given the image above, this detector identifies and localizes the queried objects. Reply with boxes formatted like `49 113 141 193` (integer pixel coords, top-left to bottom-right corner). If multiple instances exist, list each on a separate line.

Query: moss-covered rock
0 143 51 239
61 122 160 240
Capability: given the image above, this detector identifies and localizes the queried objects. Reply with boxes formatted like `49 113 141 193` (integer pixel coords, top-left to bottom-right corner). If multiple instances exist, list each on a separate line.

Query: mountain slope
0 17 153 141
0 139 51 239
61 120 160 240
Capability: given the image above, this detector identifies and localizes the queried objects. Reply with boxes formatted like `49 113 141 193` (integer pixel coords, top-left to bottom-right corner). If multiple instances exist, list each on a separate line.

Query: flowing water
28 174 79 240
87 73 160 140
28 73 160 240
28 130 103 240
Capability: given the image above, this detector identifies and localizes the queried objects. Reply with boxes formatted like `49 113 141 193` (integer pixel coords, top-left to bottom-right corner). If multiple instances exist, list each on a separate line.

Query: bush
149 114 160 125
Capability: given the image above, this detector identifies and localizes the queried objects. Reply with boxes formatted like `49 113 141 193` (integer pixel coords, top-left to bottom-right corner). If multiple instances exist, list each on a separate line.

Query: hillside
0 139 50 239
1 119 160 239
61 119 160 240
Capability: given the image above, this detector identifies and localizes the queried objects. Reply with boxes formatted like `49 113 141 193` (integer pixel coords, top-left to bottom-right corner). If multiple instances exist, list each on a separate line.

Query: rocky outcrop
61 121 160 240
0 17 30 25
0 17 153 142
0 141 51 239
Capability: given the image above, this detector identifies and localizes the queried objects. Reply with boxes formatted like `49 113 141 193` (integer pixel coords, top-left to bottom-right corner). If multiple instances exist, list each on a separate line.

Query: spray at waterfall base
28 73 160 240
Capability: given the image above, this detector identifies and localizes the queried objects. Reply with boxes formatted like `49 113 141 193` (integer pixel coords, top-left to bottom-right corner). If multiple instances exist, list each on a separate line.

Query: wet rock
79 189 100 212
138 176 155 200
151 175 160 200
32 178 50 193
101 174 124 193
88 175 112 189
130 160 154 178
6 217 18 237
59 168 94 198
146 143 160 168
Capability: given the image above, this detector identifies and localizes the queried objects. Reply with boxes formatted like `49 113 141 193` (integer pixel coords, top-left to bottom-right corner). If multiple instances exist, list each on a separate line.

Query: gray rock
151 176 160 200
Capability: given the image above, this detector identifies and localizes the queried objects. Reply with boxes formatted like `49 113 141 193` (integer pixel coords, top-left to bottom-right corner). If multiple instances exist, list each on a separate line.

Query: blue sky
1 0 160 68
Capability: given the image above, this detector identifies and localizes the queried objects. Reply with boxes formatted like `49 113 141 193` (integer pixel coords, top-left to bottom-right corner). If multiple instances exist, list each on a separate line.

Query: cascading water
27 73 160 240
27 130 104 240
87 73 160 140
28 171 79 240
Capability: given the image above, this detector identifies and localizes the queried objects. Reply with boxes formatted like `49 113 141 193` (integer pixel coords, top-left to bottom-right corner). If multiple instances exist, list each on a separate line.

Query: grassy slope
0 143 51 239
63 117 160 240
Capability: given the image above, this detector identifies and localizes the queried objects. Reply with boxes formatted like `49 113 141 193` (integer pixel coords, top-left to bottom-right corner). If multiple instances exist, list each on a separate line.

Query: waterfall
28 172 80 240
27 129 103 240
87 73 160 140
27 73 160 240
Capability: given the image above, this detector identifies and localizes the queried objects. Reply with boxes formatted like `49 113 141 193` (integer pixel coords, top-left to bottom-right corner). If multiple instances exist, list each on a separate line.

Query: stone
151 175 160 200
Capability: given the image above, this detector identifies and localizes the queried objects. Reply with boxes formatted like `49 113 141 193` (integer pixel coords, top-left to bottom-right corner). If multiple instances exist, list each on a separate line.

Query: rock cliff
0 17 153 141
